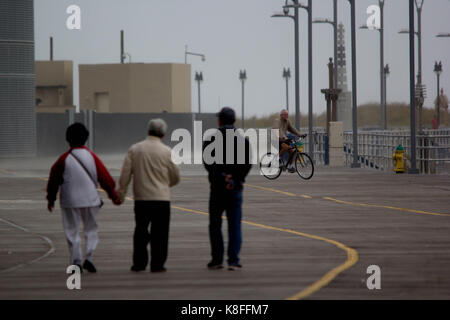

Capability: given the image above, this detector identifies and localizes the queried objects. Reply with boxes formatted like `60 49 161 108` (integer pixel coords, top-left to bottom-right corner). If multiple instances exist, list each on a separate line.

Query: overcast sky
34 0 450 117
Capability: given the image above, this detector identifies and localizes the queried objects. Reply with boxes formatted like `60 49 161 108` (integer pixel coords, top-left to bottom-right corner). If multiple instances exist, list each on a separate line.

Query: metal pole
380 1 386 130
349 0 360 168
285 75 289 112
417 4 423 134
120 30 124 64
417 6 422 84
308 0 313 158
437 72 440 127
333 0 338 89
409 0 419 174
50 36 53 61
241 79 245 129
294 1 301 129
197 80 201 113
384 65 388 128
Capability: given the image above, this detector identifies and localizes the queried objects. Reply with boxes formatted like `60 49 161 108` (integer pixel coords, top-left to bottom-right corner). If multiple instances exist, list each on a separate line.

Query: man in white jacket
118 119 180 273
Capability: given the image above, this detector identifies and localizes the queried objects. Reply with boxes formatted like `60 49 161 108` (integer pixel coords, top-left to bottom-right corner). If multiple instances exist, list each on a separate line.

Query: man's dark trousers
209 189 243 265
133 201 170 271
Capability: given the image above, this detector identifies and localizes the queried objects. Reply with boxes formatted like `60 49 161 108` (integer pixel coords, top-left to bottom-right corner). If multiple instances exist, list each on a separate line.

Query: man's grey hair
148 118 168 138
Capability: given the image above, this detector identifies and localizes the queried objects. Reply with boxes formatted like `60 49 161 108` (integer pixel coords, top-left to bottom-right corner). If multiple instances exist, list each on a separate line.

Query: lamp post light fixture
184 45 205 64
359 0 386 130
283 0 314 159
271 1 301 130
282 68 291 112
436 33 450 38
239 70 247 129
195 71 203 113
434 61 443 126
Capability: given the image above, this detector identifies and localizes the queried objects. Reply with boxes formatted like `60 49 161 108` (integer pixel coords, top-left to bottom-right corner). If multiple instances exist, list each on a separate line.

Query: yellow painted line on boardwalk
171 204 358 300
245 181 449 218
245 183 297 197
323 197 450 217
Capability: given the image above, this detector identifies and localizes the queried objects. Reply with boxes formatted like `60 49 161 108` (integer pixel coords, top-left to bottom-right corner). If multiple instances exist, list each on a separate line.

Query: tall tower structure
0 0 36 157
336 23 352 131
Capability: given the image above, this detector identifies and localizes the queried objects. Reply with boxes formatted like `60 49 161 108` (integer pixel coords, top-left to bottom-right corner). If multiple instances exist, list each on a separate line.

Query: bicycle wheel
259 152 282 180
295 152 314 180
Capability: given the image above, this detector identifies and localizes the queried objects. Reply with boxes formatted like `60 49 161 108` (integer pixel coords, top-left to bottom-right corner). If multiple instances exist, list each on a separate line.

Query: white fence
343 128 450 174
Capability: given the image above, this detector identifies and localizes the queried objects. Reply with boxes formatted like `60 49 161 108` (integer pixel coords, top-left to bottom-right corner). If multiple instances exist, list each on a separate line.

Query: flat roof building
35 60 75 113
79 63 191 113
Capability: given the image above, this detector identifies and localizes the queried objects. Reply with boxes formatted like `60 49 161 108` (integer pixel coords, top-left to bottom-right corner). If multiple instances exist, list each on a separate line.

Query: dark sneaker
130 265 146 272
207 261 224 270
228 263 242 271
150 267 167 273
287 166 296 173
83 260 97 273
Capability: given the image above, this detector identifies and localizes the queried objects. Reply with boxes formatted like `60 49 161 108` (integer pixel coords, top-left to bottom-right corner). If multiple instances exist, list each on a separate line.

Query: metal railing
300 128 327 165
343 128 450 174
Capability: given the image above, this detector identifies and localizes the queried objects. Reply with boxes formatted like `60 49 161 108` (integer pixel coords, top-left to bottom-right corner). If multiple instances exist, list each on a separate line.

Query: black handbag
69 151 104 208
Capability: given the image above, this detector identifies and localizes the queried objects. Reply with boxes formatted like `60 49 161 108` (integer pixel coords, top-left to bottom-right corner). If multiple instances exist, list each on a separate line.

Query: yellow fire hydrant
392 145 405 174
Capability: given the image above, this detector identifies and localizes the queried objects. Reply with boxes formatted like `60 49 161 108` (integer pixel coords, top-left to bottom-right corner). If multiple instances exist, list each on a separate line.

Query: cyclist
272 109 306 173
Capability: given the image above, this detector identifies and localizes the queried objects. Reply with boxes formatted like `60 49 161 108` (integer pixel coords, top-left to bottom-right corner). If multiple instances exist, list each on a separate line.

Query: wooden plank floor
0 160 449 299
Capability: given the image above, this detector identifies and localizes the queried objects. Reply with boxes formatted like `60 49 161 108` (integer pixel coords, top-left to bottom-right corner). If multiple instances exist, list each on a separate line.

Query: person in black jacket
203 107 252 270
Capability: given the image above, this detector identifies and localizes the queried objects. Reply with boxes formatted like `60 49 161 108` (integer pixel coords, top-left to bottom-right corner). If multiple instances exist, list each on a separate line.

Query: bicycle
259 135 314 180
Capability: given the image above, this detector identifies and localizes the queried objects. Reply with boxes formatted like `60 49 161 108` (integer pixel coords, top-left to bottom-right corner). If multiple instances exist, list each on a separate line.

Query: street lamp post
360 0 386 130
399 29 425 134
416 0 424 85
283 0 314 159
271 1 300 130
408 0 419 174
282 68 291 112
384 64 390 128
347 0 360 168
313 0 338 89
239 70 247 129
400 0 425 134
434 61 443 127
195 72 203 113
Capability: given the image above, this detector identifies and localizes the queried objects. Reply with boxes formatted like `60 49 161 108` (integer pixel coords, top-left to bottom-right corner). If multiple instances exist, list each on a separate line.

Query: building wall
171 64 191 113
36 112 217 156
79 63 191 113
129 64 172 113
79 64 131 112
0 0 36 157
35 60 73 106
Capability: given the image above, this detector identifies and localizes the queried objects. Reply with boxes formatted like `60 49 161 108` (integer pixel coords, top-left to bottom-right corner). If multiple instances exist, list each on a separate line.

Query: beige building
79 63 191 113
35 61 75 113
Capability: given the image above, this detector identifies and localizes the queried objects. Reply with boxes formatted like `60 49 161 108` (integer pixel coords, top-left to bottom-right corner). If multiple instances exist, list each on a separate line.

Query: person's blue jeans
208 189 243 265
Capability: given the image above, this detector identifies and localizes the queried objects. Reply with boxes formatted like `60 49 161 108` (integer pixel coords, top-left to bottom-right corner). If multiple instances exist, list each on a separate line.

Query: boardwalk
0 156 449 299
